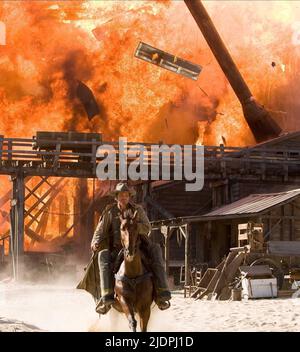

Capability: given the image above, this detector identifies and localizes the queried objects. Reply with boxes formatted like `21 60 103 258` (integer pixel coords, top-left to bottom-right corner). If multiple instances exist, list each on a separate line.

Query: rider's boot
148 243 171 310
96 249 115 314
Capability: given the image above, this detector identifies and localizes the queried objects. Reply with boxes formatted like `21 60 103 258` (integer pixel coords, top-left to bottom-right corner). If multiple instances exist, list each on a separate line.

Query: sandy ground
1 281 300 332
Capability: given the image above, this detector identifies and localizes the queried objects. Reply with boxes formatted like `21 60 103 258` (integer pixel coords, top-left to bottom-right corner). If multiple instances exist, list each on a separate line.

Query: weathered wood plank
267 240 300 256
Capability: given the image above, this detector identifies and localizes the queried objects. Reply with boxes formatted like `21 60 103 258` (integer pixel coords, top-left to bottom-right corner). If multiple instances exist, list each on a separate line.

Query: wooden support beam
284 150 289 182
164 232 170 277
10 173 25 280
61 186 105 240
24 177 48 201
26 181 67 228
280 206 284 241
220 144 227 178
25 188 47 206
0 189 11 208
184 224 191 286
53 138 62 170
2 179 67 238
178 226 187 239
25 178 64 216
0 135 3 161
15 174 25 255
37 209 50 237
291 203 295 241
26 211 40 225
41 176 53 188
162 227 176 278
29 208 50 246
7 140 12 160
25 225 47 243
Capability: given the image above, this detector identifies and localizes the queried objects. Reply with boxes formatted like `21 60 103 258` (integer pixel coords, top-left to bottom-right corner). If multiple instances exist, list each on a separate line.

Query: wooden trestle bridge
1 134 300 277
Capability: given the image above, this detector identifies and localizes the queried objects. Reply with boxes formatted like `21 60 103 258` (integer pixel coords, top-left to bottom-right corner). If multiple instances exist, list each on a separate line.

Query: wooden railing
0 136 300 178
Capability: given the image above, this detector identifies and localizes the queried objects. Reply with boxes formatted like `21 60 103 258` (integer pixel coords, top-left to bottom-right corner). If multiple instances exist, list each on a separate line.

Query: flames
1 0 300 144
1 0 300 251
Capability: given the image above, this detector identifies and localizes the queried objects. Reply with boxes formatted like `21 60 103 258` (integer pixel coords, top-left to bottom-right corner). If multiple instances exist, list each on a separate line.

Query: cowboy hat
109 182 136 197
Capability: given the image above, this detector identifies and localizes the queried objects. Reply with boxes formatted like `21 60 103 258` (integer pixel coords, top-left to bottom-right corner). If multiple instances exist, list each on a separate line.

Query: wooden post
0 135 3 161
220 144 226 178
7 140 12 161
224 181 229 204
291 202 295 241
284 150 289 182
11 173 25 280
164 228 170 277
53 138 61 170
92 134 102 175
184 224 191 286
280 206 284 241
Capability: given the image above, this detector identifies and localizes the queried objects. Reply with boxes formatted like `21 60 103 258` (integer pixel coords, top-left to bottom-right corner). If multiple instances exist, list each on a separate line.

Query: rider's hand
91 243 99 252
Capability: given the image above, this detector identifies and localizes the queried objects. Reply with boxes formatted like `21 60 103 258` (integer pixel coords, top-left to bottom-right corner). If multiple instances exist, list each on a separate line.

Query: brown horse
112 210 154 332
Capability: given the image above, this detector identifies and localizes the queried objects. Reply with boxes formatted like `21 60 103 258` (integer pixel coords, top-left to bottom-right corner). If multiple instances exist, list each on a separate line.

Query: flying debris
76 81 100 120
135 42 202 81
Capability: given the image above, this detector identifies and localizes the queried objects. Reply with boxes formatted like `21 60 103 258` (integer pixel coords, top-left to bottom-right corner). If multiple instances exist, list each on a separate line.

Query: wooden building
148 132 300 284
151 188 300 284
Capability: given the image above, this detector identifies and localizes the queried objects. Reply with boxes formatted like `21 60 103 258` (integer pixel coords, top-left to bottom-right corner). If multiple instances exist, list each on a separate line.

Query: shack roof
150 188 300 228
203 188 300 217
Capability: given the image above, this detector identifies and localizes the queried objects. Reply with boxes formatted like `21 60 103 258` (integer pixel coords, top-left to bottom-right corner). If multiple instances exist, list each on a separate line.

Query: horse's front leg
120 296 137 332
138 306 151 332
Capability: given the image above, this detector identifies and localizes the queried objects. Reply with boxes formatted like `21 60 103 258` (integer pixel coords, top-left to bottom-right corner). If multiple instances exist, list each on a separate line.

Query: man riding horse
90 182 171 314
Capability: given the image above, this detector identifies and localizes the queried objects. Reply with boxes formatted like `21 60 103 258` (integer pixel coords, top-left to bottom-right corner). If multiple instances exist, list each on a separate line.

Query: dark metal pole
184 0 282 143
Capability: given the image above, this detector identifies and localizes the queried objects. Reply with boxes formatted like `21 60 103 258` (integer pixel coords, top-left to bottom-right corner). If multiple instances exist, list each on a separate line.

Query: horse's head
119 210 139 261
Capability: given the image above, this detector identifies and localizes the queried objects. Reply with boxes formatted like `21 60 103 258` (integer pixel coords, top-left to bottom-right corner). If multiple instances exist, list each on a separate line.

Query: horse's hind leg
139 307 151 332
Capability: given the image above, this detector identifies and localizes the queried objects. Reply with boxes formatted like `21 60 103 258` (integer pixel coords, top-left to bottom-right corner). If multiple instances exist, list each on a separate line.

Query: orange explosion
1 0 300 250
1 0 300 145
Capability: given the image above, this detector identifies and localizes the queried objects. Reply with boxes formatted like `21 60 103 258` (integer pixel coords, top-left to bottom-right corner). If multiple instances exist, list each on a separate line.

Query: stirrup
96 300 113 315
96 303 111 315
157 300 171 311
95 294 115 315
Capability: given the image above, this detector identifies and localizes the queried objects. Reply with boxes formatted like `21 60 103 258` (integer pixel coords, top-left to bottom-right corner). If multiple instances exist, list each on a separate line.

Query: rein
115 272 153 289
118 219 151 290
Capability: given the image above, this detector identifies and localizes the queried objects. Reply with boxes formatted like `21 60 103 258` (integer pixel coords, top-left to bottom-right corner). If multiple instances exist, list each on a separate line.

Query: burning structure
1 1 300 282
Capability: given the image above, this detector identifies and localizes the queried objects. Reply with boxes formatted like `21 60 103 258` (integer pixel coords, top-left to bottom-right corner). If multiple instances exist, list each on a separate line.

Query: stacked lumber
191 248 246 300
